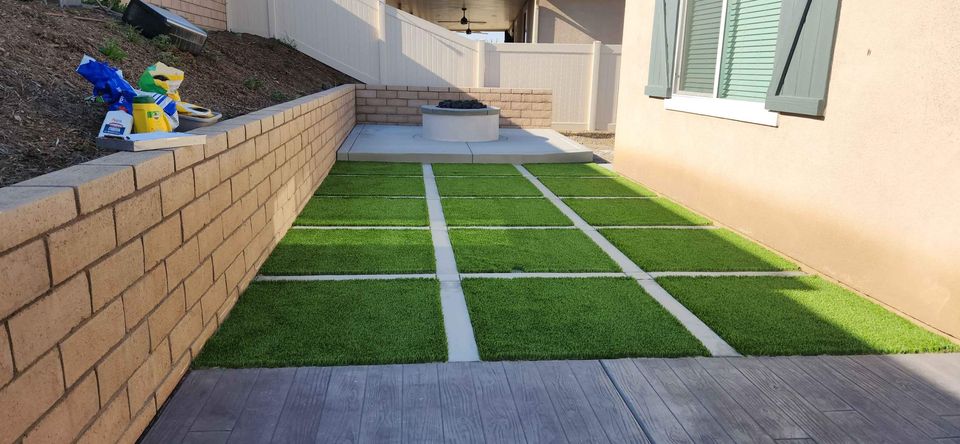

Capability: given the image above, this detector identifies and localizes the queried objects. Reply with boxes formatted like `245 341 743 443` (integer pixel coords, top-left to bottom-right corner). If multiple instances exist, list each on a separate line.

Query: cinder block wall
146 0 227 30
355 85 554 128
0 84 355 443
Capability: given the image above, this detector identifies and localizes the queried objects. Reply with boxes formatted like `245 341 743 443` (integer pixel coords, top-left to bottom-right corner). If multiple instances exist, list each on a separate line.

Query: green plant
98 39 126 62
243 76 263 90
157 50 180 66
116 23 145 44
151 34 174 51
270 90 290 102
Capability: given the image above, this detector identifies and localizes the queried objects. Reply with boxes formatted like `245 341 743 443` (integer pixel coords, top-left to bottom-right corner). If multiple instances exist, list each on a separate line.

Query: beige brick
77 388 130 444
224 255 246 293
397 91 418 99
386 99 407 107
180 194 212 239
184 259 213 308
191 314 218 357
90 240 145 310
143 215 182 268
0 327 13 387
127 338 171 411
22 372 99 444
9 274 90 371
0 186 77 253
193 158 222 196
86 151 175 189
200 277 227 324
97 323 150 403
197 217 224 259
122 265 167 329
165 238 199 291
357 89 377 98
203 132 228 157
119 398 156 444
14 164 135 214
209 180 232 215
47 208 117 284
155 352 189 415
149 286 185 348
169 304 202 360
0 351 64 443
114 187 162 243
60 300 125 385
0 239 50 319
160 169 195 216
217 288 240 324
162 144 204 171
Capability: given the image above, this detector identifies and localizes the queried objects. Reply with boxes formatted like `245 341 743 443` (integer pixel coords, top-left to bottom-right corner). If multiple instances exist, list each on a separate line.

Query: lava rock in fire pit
437 99 488 109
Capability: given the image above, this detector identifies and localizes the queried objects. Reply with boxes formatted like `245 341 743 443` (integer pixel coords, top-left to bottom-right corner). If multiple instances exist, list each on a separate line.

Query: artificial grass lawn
523 163 616 177
315 176 425 196
193 280 447 367
449 229 618 272
295 197 428 226
329 161 422 176
260 229 434 275
442 198 572 226
564 198 711 226
462 278 708 360
601 228 798 271
658 276 960 355
432 163 520 176
540 177 656 197
436 177 541 197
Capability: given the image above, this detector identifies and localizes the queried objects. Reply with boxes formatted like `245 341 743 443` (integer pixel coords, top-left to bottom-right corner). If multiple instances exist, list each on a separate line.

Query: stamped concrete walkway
142 353 960 443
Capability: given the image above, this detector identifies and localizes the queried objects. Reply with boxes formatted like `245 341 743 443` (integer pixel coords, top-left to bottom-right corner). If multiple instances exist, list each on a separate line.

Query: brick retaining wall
0 84 355 443
147 0 227 31
355 85 554 128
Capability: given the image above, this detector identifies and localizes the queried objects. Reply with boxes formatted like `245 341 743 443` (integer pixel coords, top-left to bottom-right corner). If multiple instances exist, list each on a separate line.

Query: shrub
243 76 263 90
151 34 174 51
270 91 290 102
98 39 127 62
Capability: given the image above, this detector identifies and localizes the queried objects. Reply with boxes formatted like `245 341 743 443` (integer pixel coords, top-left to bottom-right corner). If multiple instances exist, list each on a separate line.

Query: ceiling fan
438 7 487 34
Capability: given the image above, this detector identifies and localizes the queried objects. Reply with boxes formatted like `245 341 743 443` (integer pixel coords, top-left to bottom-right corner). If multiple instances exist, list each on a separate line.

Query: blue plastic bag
76 55 137 113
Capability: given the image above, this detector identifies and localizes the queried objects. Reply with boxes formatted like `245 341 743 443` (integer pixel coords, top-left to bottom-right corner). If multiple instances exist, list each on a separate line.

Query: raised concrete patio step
337 124 593 163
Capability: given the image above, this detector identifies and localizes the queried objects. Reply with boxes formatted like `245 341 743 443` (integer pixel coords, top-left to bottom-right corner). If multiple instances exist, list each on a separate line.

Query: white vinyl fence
228 0 621 131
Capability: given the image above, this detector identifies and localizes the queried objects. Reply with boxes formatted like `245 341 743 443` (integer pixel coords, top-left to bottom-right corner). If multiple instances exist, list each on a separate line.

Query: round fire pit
420 104 500 142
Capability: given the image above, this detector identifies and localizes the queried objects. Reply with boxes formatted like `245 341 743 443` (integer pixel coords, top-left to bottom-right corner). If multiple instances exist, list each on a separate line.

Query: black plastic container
122 0 207 54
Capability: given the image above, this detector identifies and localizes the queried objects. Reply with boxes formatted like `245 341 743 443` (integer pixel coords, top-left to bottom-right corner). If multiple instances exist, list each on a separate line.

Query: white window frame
665 0 780 127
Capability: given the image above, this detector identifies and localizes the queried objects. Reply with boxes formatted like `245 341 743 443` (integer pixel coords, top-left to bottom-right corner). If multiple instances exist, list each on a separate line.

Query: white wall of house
228 0 621 131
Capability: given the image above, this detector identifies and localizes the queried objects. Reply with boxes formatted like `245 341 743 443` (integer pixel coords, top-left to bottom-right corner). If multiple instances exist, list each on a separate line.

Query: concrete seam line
461 272 627 279
596 226 719 230
648 271 809 278
311 195 426 199
514 164 741 358
424 163 481 362
447 226 578 230
255 274 437 281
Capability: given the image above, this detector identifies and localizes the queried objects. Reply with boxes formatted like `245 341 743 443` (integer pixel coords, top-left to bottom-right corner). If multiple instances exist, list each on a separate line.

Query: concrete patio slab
337 124 593 163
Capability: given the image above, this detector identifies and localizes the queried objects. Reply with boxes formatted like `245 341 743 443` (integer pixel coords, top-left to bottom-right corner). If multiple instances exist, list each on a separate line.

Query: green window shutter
645 0 681 98
718 0 783 101
678 0 724 95
765 0 841 116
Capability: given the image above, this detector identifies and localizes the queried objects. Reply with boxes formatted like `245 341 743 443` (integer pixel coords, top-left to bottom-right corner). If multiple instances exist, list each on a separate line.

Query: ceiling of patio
387 0 526 31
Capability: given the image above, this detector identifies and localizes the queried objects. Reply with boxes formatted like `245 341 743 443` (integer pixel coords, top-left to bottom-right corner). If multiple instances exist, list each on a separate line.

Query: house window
667 0 782 125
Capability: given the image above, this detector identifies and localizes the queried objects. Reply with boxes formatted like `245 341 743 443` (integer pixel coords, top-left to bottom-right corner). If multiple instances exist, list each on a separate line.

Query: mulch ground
0 1 356 186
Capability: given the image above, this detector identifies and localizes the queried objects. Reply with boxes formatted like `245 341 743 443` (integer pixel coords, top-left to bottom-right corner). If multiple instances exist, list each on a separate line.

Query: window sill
664 95 779 127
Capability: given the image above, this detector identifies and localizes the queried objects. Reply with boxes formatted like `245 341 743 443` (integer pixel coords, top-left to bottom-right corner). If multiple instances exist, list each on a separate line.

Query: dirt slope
0 1 356 186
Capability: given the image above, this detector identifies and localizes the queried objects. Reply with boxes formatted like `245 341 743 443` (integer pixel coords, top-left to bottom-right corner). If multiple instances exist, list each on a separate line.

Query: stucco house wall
614 0 960 339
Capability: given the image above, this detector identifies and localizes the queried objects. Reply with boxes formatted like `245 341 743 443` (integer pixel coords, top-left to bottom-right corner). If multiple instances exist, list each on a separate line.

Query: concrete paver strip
515 164 740 357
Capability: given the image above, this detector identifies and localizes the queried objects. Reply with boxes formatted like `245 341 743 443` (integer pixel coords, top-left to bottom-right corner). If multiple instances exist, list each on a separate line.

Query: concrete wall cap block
160 144 205 171
0 186 77 254
13 164 135 214
85 151 175 190
367 84 387 90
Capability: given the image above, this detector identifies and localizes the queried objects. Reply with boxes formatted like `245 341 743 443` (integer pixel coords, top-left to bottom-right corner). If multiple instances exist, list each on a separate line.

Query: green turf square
539 177 655 197
600 228 797 271
449 229 618 272
658 276 960 356
315 176 425 196
193 280 447 367
442 198 572 227
432 163 521 176
436 177 541 197
462 278 708 360
295 197 428 226
260 229 435 275
564 198 711 226
329 161 422 176
523 163 616 177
